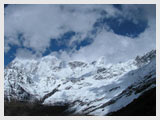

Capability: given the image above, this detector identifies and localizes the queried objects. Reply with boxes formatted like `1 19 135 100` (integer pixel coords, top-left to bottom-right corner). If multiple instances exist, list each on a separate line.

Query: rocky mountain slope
4 50 156 115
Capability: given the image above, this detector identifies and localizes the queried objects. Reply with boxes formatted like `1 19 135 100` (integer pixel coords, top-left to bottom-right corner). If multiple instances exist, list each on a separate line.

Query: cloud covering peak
4 4 156 65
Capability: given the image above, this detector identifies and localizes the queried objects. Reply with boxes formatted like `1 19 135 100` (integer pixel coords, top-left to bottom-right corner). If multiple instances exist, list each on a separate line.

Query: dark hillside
4 101 70 116
108 87 156 116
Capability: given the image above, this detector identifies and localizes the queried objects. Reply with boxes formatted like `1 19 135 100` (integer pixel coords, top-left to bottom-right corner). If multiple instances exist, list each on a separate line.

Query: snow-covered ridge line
4 50 156 115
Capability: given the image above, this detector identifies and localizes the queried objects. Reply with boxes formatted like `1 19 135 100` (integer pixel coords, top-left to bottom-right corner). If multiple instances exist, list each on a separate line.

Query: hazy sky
4 4 156 65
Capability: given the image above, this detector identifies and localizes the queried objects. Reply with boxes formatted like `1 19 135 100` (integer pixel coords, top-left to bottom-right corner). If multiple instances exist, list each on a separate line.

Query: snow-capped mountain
4 50 156 115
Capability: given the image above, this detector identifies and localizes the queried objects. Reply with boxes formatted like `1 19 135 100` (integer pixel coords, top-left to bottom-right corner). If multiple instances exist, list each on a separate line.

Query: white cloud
5 4 117 54
67 4 156 63
70 30 132 63
5 4 156 64
70 24 155 63
15 48 38 59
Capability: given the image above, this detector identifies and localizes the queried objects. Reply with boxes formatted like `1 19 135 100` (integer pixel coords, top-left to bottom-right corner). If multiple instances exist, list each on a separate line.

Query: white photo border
0 0 159 120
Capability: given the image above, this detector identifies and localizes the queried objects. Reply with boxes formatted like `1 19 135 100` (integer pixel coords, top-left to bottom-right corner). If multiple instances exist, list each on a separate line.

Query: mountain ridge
4 50 156 115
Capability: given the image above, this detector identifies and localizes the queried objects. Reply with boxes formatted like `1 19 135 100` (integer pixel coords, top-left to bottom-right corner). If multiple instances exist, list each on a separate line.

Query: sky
4 4 156 66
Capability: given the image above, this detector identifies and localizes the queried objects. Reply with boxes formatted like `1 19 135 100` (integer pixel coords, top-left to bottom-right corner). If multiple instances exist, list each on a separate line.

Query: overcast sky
4 4 156 65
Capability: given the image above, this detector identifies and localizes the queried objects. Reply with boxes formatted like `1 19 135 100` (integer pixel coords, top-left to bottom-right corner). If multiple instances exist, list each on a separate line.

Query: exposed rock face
4 50 156 115
68 61 87 69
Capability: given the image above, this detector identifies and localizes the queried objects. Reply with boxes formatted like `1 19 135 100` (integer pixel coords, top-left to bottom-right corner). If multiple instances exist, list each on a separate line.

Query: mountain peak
4 50 156 115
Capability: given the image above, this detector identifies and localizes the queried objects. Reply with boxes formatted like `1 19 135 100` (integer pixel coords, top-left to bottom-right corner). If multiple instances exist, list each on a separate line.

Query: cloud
59 5 156 63
15 48 38 59
4 4 156 64
70 25 155 63
5 5 118 54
